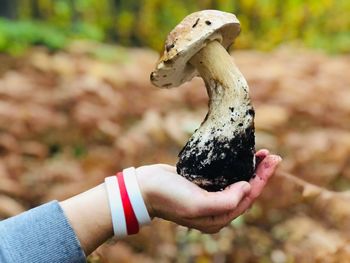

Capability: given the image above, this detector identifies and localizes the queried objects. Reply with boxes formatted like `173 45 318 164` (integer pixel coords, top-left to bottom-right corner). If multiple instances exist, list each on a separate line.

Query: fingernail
241 183 251 193
275 155 283 163
269 155 282 163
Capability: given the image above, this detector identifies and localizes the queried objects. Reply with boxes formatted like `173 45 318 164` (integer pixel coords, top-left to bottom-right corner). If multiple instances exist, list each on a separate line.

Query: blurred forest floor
1 41 350 263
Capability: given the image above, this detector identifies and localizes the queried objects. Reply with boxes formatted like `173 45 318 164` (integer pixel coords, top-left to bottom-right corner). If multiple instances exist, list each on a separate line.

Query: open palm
136 149 281 233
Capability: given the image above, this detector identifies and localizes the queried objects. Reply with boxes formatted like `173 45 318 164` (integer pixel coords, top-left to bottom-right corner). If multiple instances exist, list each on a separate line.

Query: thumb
196 181 251 217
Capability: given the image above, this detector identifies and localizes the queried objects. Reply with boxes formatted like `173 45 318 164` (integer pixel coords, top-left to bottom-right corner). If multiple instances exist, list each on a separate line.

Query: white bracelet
123 167 152 225
104 176 127 237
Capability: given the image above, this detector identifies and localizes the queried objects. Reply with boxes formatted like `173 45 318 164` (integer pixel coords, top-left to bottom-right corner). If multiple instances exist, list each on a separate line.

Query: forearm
0 201 86 263
60 183 114 255
0 181 140 263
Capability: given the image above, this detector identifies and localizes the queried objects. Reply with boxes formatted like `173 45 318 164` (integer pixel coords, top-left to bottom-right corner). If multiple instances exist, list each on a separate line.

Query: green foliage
0 0 350 54
0 18 104 55
0 19 66 55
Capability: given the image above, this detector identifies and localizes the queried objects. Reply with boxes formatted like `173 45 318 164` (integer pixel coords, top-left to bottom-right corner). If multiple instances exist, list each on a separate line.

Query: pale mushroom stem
190 41 245 95
189 40 253 133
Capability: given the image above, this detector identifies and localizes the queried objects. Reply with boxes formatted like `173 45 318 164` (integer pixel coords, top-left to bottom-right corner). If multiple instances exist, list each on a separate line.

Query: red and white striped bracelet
104 167 151 237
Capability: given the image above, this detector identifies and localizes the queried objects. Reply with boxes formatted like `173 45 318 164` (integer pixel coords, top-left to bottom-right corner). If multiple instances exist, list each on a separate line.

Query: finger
201 226 223 234
255 149 269 168
255 149 269 158
192 181 251 217
192 211 237 229
250 154 282 198
175 217 225 234
229 154 282 218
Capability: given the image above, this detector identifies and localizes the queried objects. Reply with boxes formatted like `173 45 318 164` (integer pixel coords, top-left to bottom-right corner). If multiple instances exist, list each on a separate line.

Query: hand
136 149 281 234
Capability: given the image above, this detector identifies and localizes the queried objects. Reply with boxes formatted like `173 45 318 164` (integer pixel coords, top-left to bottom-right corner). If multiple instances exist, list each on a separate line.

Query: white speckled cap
150 10 240 88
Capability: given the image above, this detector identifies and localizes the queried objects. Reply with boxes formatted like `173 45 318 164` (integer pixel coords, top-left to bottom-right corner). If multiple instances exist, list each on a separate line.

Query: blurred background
1 0 350 262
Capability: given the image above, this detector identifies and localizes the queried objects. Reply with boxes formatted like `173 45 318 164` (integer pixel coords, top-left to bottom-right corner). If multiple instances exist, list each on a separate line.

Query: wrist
134 164 178 220
135 166 157 218
104 168 152 238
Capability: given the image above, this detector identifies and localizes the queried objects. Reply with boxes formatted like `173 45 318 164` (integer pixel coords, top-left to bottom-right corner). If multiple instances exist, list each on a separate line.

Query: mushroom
150 10 255 191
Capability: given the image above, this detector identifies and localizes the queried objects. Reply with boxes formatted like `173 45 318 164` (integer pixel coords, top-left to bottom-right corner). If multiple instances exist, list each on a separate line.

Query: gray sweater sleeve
0 201 86 263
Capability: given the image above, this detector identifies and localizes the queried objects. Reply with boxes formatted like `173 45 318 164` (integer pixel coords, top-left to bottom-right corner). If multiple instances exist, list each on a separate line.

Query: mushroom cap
150 10 240 88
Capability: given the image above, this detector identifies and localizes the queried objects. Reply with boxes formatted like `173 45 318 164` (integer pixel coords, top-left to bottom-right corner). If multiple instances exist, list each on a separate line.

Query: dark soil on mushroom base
176 125 255 192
